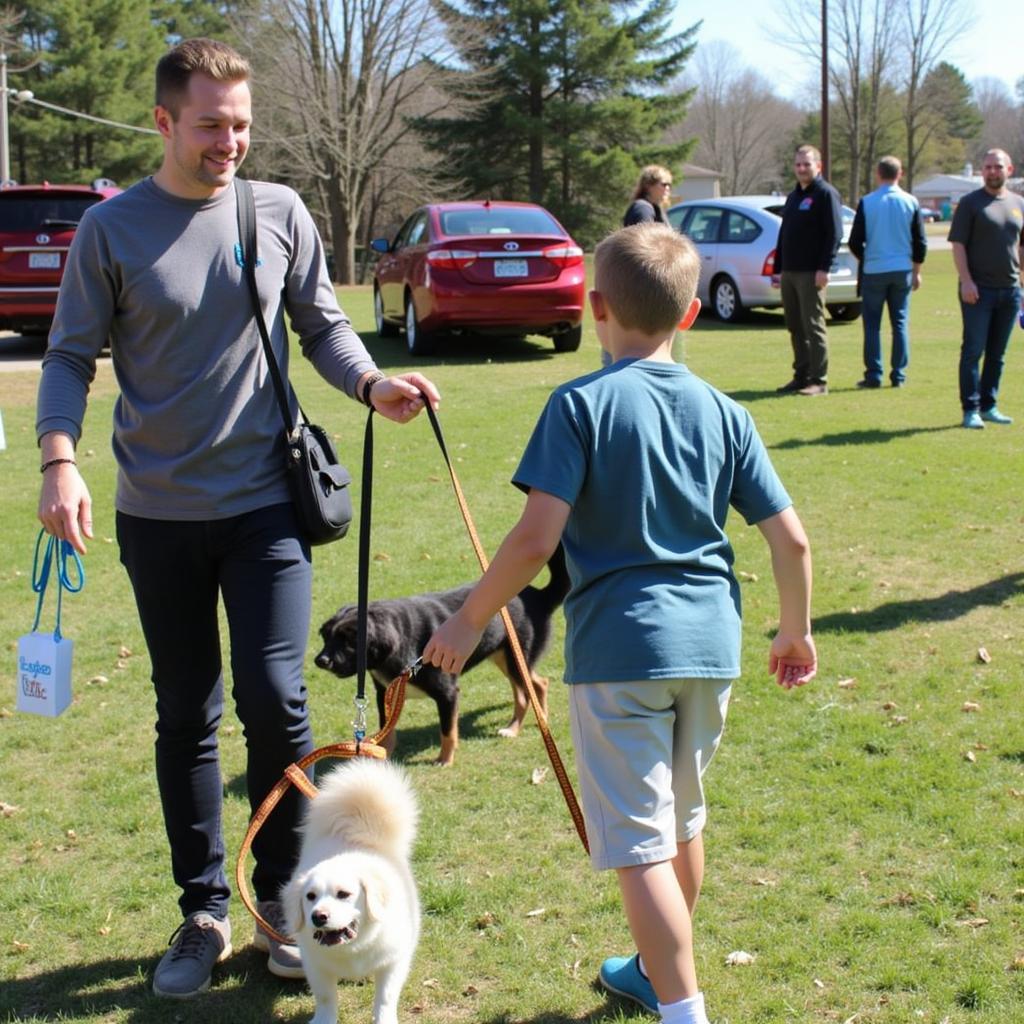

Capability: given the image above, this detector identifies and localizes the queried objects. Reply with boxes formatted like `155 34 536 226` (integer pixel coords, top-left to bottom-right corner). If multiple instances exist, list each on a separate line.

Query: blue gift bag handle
31 528 85 641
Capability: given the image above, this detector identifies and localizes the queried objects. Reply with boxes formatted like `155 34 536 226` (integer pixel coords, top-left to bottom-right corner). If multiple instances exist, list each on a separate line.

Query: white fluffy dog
282 758 420 1024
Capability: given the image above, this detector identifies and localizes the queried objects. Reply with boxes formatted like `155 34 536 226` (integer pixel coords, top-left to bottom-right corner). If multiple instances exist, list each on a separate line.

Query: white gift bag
16 631 73 717
16 531 84 717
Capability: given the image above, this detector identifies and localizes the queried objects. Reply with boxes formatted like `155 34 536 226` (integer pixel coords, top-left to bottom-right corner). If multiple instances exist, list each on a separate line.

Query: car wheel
827 302 862 322
404 294 437 356
553 325 582 352
374 287 398 337
711 275 745 323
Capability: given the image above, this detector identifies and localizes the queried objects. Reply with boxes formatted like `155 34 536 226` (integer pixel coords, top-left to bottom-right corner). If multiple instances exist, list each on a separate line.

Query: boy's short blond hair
594 224 699 336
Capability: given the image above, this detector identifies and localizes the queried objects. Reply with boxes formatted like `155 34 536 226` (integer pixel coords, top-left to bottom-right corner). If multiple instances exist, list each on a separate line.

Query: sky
672 2 1024 102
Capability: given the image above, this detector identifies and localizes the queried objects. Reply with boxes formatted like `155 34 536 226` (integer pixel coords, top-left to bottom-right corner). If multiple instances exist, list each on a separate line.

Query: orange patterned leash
422 404 589 855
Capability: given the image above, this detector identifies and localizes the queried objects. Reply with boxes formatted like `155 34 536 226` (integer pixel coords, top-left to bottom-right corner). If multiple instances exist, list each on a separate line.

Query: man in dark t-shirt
948 148 1024 428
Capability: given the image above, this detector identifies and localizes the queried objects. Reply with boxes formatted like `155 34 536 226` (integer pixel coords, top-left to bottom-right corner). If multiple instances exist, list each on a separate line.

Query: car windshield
440 207 561 236
0 193 101 231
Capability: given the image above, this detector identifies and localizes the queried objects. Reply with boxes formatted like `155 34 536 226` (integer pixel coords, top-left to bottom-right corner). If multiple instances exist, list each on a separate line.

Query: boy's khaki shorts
568 678 732 871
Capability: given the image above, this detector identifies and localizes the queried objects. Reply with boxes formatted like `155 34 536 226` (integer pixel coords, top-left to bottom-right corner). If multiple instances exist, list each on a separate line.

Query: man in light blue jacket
848 156 927 388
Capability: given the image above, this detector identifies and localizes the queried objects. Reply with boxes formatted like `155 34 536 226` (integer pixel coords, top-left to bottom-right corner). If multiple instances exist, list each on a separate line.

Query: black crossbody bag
235 178 352 545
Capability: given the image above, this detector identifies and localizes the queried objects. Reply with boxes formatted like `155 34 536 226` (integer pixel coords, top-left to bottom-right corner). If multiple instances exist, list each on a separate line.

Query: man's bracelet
40 458 77 473
361 370 386 407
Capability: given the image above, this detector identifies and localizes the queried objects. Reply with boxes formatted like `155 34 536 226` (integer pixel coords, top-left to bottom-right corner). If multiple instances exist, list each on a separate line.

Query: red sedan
0 179 122 337
371 200 586 355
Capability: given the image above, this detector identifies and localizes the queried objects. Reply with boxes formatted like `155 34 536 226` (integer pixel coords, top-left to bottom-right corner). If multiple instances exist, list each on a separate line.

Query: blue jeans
959 286 1021 412
861 270 912 384
117 503 314 918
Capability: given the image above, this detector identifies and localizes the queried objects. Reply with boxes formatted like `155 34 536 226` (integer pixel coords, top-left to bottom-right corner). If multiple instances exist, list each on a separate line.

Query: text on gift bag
16 530 85 717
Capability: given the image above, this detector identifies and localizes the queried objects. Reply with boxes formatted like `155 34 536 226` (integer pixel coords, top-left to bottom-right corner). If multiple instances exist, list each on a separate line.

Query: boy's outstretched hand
422 609 484 677
769 631 817 689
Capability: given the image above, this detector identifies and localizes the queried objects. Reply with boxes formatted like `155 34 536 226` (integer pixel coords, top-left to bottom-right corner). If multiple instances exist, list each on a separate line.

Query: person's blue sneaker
962 411 984 429
981 407 1013 425
599 954 658 1014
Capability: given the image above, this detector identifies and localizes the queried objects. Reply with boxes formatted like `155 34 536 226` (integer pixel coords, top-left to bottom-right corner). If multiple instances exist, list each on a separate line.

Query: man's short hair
156 38 251 118
795 144 821 164
594 225 699 336
877 155 902 181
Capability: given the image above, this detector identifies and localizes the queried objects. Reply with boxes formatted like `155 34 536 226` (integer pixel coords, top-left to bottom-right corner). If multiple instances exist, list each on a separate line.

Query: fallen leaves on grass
725 950 756 966
881 701 898 710
1009 953 1024 971
837 677 856 689
961 701 980 712
955 917 989 928
963 750 976 763
738 571 758 582
530 767 548 785
88 675 109 685
11 940 29 953
1 802 20 817
888 715 909 726
977 647 991 663
526 908 546 918
753 877 777 887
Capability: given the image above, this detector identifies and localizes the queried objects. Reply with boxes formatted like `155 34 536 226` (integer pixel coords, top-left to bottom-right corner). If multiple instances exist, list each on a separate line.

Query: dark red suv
0 179 122 336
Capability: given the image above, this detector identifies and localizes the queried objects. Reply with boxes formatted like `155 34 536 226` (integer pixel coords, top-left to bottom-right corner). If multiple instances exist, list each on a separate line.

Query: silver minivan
667 195 861 323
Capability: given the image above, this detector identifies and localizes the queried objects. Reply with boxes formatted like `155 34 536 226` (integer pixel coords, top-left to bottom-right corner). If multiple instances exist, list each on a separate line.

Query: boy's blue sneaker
599 954 658 1014
962 411 984 429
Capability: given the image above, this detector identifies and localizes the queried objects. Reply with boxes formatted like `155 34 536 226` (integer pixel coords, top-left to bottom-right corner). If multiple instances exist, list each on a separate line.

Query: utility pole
1 51 10 183
820 0 830 180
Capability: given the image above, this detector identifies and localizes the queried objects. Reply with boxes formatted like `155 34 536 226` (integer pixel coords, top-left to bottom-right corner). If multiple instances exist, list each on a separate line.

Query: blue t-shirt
513 359 791 683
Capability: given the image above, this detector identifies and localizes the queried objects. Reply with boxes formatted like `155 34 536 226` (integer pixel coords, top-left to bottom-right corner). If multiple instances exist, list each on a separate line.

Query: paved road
0 331 112 372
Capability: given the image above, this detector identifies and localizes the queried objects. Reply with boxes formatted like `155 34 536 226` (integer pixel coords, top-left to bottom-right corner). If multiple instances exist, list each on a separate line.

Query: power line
15 94 159 135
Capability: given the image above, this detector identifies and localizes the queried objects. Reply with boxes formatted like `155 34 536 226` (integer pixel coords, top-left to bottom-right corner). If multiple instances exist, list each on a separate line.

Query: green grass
2 249 1023 1023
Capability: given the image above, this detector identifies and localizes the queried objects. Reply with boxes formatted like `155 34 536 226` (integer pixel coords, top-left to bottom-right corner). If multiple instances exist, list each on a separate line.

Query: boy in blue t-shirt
423 224 816 1024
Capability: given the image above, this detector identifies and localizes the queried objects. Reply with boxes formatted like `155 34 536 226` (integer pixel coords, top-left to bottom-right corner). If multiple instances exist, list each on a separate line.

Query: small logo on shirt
234 243 263 268
799 197 814 211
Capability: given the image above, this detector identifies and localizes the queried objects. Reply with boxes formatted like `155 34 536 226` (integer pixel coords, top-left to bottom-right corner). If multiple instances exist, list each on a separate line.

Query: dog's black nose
314 650 331 669
312 910 329 927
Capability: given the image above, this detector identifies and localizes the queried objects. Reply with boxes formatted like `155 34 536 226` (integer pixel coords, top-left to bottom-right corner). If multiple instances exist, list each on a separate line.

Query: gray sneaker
253 899 305 979
153 913 232 998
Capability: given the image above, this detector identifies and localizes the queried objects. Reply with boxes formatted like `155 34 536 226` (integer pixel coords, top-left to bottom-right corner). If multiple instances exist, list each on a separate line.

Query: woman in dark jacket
623 165 674 226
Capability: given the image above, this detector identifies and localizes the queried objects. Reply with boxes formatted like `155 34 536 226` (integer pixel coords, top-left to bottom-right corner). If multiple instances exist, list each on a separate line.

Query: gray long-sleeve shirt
36 177 376 520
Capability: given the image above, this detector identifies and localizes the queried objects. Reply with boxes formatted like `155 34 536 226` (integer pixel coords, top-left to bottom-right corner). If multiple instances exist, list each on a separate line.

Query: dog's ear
361 867 390 922
280 872 307 936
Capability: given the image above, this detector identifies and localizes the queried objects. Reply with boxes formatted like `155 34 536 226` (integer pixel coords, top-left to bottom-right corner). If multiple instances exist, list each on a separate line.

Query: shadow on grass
0 946 306 1024
223 701 509 799
362 331 561 370
770 423 958 449
813 571 1024 635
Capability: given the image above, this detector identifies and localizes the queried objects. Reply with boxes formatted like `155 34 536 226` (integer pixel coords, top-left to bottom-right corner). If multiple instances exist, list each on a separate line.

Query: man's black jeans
117 502 314 919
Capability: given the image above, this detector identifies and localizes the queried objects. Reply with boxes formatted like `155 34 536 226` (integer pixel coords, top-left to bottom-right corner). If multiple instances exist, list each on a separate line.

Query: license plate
494 259 528 278
30 252 61 269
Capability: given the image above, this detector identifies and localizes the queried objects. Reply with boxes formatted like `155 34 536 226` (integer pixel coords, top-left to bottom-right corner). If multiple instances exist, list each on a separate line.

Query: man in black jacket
771 145 843 396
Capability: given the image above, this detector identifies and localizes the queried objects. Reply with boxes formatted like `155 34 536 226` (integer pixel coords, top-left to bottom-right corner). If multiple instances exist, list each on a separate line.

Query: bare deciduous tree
774 0 902 200
971 77 1021 166
673 41 802 195
233 0 463 283
898 0 974 189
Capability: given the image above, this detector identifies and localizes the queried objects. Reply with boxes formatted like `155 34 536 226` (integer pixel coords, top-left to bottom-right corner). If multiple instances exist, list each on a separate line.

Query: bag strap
234 178 302 435
31 529 85 640
421 404 589 855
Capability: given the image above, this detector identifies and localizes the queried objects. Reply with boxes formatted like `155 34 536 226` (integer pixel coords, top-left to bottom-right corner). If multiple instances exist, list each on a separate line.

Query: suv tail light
761 249 776 276
427 249 477 270
543 244 584 269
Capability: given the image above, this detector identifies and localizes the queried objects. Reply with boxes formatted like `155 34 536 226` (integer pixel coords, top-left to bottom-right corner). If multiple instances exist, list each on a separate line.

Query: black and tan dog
314 546 569 766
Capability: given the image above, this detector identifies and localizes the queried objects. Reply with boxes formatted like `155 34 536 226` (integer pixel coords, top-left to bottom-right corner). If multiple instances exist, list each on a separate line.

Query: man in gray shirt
36 38 439 999
948 148 1024 428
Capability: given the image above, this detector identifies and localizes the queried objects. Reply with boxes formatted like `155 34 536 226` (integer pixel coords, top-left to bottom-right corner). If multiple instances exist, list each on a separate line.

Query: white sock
658 991 709 1024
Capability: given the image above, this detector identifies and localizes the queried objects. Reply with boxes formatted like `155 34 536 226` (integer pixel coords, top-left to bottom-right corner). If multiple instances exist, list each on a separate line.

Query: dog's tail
526 542 570 613
304 758 418 860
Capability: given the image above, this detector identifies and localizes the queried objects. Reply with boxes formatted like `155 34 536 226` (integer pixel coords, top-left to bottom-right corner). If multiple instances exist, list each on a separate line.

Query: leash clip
405 656 423 678
352 695 369 742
